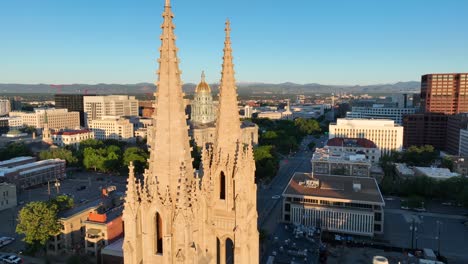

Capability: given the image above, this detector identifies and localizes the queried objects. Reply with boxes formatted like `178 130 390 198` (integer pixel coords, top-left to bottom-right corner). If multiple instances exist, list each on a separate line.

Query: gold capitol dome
195 71 211 93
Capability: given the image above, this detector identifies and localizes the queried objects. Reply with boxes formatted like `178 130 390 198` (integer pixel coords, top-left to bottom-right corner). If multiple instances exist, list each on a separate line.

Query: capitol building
190 73 258 149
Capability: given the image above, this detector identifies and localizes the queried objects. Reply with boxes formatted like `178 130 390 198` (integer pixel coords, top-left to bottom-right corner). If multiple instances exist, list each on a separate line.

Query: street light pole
436 221 442 256
410 218 416 250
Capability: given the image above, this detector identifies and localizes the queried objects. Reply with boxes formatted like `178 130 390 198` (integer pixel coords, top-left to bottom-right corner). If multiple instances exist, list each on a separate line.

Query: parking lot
0 170 128 256
263 223 320 263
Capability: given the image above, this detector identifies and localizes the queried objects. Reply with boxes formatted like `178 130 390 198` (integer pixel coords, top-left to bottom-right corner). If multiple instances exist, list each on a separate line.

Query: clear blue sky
1 0 467 85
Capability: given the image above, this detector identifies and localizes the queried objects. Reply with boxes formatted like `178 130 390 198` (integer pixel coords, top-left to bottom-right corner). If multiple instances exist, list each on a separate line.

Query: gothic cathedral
122 0 259 263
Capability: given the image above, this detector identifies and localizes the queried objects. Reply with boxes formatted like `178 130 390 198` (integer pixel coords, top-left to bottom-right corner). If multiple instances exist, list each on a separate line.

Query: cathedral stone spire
215 19 241 150
149 0 194 200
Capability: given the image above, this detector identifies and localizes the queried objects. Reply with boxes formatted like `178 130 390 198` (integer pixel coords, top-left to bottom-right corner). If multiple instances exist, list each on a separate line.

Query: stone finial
201 71 206 82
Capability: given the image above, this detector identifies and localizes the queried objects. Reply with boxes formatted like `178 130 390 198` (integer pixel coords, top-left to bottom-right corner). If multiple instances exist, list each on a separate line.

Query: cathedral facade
122 0 259 263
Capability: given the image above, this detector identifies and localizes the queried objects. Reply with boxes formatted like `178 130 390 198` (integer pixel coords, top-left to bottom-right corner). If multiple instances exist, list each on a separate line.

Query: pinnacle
201 71 206 82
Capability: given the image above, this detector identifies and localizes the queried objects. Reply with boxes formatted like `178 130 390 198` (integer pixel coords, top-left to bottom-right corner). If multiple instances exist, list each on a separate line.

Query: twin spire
135 0 240 200
215 19 241 151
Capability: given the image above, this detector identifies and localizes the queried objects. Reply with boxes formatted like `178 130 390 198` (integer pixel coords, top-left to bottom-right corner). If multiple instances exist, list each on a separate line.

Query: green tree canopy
294 118 321 135
49 195 74 211
123 147 149 173
0 142 32 161
39 148 78 165
16 201 61 246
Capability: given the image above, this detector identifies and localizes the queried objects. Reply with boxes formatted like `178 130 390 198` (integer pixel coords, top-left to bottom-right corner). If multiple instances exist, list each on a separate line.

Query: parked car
2 254 22 264
76 185 87 191
0 237 15 248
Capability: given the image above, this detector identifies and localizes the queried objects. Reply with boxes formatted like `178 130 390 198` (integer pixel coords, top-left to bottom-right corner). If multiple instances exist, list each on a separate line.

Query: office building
326 137 381 163
138 100 155 118
88 117 134 142
312 147 372 177
0 183 17 211
459 128 468 157
55 94 94 127
0 117 23 133
282 173 385 236
403 113 448 150
329 119 403 155
83 95 138 126
0 158 66 189
0 99 11 116
446 114 468 155
346 105 416 125
420 73 468 115
9 108 80 130
51 130 95 148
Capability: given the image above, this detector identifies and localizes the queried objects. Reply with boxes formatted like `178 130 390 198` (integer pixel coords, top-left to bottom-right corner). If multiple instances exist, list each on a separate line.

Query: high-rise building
346 105 416 125
446 114 468 155
0 99 11 116
402 113 448 149
420 73 468 115
122 2 259 263
459 128 468 157
329 118 403 155
55 94 93 127
83 95 138 126
88 117 134 142
190 71 216 125
9 108 80 130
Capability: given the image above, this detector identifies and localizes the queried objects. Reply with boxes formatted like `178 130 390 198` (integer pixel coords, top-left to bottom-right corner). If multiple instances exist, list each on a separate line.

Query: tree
20 125 36 134
294 118 321 135
16 202 61 246
123 147 149 173
254 145 279 182
83 147 106 171
49 195 74 211
39 148 78 165
307 142 316 150
0 142 32 161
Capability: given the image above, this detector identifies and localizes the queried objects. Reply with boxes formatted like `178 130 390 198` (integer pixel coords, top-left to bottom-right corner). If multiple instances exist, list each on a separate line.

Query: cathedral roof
195 71 211 93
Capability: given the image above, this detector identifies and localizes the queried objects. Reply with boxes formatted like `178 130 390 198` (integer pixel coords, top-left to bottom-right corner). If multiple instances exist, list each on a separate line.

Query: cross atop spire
215 19 241 151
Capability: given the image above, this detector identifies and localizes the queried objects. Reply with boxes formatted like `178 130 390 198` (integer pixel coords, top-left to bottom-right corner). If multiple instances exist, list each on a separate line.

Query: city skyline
1 0 468 85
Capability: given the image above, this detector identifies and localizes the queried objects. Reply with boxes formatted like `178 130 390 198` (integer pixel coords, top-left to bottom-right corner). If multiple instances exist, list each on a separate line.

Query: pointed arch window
226 238 234 264
216 237 221 264
220 171 226 200
155 212 163 254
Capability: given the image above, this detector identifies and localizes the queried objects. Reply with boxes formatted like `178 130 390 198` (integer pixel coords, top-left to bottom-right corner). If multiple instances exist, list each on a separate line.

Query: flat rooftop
312 148 371 164
414 167 460 179
0 156 35 167
101 238 123 257
283 173 384 205
327 138 377 149
59 199 102 219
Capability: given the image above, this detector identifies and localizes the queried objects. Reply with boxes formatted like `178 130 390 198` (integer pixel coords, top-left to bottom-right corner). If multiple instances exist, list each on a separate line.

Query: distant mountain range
0 81 420 95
